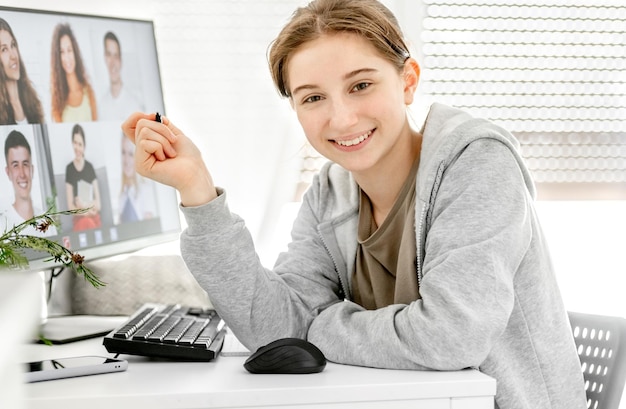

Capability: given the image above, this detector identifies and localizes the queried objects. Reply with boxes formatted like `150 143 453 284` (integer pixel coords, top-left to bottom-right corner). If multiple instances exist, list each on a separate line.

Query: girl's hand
121 112 218 206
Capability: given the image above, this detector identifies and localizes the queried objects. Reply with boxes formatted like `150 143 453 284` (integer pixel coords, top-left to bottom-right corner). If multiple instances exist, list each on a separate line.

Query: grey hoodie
181 103 587 409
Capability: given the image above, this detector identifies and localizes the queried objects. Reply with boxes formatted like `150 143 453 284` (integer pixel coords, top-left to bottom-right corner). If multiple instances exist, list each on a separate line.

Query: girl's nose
329 96 358 131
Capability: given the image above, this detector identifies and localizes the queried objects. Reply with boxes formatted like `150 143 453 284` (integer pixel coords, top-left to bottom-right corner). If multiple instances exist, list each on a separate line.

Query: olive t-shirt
352 158 421 310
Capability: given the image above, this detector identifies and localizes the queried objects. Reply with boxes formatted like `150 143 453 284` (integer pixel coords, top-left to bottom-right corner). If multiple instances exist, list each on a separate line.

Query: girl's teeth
336 131 371 147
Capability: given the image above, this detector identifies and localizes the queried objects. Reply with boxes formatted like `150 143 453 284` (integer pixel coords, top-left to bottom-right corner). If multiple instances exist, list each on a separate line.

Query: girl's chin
333 157 378 175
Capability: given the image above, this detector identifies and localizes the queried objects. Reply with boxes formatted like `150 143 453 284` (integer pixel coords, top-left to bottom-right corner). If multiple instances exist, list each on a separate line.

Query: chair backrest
568 311 626 409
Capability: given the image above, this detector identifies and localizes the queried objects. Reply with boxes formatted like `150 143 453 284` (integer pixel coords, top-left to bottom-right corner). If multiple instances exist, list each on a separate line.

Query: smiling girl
0 18 44 125
50 23 97 123
65 124 101 231
121 1 586 408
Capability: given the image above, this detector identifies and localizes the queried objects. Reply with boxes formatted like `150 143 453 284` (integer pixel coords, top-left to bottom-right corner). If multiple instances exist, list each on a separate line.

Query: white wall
536 201 626 317
6 0 623 321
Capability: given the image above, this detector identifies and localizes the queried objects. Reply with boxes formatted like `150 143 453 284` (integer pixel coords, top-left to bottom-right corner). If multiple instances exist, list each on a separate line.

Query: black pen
155 112 162 123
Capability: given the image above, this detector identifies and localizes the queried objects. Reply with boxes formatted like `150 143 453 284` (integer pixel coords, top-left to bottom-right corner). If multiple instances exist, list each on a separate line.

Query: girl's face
287 32 418 177
0 29 20 81
72 132 85 159
122 137 135 178
60 34 76 75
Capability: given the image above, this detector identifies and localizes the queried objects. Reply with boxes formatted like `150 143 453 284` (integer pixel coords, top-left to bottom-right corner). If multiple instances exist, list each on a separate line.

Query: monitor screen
0 7 180 271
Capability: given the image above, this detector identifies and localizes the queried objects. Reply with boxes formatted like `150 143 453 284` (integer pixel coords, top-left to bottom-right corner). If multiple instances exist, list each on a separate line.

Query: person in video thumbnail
99 31 143 121
118 134 156 223
0 18 44 125
65 124 101 231
50 23 97 123
1 130 56 236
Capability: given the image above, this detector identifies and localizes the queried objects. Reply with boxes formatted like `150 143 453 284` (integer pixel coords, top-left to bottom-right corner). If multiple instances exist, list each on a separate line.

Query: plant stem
0 208 105 288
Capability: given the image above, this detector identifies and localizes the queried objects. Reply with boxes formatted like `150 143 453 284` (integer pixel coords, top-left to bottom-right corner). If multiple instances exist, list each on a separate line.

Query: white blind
419 0 626 198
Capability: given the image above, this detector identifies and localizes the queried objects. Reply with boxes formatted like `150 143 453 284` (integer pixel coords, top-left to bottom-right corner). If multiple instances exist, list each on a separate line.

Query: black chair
568 311 626 409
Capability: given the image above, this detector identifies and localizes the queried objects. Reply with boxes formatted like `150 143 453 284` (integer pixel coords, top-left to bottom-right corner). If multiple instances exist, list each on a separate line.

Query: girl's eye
351 82 370 92
303 95 322 104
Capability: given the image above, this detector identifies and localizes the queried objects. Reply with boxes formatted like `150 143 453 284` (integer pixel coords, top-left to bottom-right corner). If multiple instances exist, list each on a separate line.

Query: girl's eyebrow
343 67 378 81
291 67 379 96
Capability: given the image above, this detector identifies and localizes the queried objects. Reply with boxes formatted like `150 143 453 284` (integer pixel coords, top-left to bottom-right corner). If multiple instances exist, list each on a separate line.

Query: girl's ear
403 58 420 105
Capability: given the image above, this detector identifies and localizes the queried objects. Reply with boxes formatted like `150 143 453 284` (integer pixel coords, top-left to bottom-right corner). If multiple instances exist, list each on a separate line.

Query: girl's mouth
334 129 373 147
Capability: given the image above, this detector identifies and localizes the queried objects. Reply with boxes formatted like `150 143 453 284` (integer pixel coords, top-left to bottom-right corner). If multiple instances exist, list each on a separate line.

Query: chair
568 311 626 409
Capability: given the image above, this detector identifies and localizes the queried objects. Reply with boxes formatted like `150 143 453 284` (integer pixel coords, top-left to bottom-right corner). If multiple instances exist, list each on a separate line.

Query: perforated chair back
568 312 626 409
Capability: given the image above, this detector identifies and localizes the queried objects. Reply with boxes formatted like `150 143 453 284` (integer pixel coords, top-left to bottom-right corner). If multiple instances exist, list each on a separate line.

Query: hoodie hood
417 103 536 203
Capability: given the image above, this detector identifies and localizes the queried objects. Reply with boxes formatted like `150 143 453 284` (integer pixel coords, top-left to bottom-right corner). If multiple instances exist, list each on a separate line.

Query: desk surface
22 322 496 409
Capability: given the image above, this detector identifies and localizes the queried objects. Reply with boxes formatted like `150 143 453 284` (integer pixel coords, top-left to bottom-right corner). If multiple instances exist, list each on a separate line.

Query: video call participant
50 23 98 123
65 124 101 231
1 130 56 237
0 18 44 125
121 1 587 408
118 134 156 223
99 31 143 121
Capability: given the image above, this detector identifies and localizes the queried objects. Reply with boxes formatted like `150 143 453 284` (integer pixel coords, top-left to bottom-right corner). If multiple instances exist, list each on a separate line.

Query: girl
0 18 44 125
50 23 97 122
118 134 156 223
65 124 101 230
122 1 586 408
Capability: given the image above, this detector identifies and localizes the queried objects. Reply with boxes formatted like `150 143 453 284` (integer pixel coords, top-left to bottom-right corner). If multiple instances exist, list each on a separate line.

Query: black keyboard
103 303 225 361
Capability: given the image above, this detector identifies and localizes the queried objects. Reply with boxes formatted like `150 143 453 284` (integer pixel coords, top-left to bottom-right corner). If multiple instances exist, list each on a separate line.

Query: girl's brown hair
268 0 410 98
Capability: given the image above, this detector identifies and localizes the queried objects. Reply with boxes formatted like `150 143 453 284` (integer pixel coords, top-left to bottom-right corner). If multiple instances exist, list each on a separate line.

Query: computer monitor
0 6 180 272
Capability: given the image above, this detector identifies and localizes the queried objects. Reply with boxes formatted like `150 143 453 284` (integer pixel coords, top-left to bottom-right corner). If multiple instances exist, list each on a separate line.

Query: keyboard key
147 316 181 342
163 317 195 344
133 315 167 340
193 316 220 348
178 319 210 345
112 306 158 339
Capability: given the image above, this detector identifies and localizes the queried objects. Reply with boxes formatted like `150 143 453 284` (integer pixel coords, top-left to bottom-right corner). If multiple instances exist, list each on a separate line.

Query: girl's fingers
137 138 168 164
123 112 177 146
121 112 152 142
135 121 178 159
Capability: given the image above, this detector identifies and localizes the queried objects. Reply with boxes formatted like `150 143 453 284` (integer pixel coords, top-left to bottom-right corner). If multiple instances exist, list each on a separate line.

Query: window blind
420 0 626 199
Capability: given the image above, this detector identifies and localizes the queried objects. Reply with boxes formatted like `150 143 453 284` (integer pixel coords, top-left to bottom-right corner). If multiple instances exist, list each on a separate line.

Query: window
418 0 626 199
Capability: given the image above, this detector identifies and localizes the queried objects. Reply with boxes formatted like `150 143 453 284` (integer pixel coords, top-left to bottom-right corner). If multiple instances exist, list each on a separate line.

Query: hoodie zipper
318 225 349 300
415 203 427 288
416 162 446 288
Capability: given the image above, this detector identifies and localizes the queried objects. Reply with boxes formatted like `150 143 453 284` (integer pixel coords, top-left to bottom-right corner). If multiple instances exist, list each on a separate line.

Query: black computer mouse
243 337 326 374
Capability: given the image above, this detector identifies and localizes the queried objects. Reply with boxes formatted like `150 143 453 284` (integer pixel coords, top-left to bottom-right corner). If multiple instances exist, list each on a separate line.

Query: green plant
0 208 104 288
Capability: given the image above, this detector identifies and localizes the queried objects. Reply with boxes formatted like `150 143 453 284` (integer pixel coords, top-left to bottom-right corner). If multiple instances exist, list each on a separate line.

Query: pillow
70 255 212 315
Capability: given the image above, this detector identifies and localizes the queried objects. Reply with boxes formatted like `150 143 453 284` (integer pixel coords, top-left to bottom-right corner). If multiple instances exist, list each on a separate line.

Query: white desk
22 331 496 409
1 271 44 409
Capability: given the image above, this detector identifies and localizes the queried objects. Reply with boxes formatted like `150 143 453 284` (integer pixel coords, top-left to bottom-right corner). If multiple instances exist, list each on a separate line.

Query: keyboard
103 303 225 361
